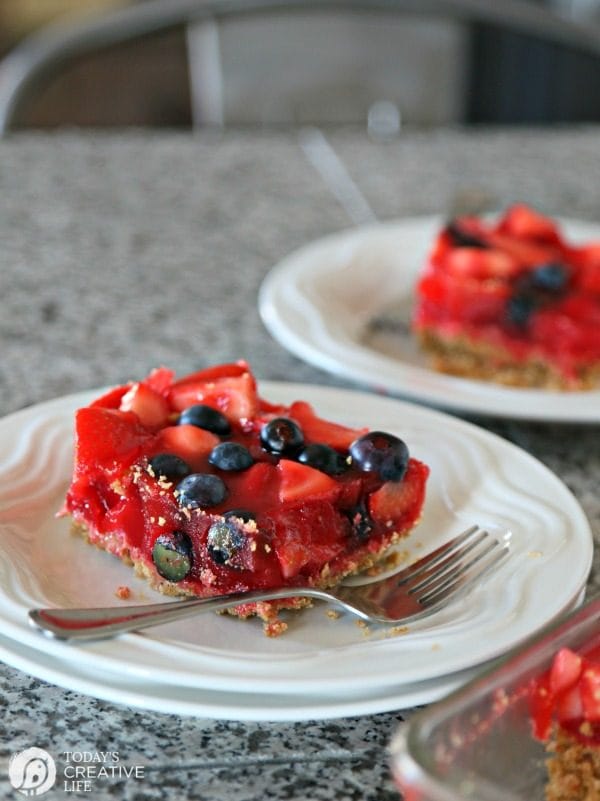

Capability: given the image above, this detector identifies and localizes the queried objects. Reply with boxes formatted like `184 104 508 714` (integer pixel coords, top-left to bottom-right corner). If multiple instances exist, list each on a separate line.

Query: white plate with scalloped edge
0 628 490 721
259 215 600 422
0 382 592 720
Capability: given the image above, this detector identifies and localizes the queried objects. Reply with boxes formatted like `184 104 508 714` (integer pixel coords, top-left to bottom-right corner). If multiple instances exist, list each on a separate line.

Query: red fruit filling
62 362 429 634
413 204 600 387
531 645 600 744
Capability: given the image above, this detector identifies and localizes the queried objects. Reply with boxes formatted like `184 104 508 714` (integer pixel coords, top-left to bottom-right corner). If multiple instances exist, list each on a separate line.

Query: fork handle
29 587 328 641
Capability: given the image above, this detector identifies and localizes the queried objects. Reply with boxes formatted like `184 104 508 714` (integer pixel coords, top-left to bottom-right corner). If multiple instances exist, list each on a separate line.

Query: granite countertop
1 127 600 800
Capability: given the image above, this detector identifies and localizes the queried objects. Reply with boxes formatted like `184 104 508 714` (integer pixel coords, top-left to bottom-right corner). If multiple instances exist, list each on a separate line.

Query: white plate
0 631 482 721
259 216 600 422
0 385 592 708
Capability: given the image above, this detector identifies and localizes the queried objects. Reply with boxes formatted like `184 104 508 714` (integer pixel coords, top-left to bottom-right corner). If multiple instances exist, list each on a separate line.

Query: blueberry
152 531 193 581
349 432 410 482
505 293 538 328
530 262 570 294
224 508 256 524
446 221 488 249
148 453 192 482
298 443 348 476
208 442 254 471
207 519 247 567
178 404 231 435
176 473 228 508
260 417 304 455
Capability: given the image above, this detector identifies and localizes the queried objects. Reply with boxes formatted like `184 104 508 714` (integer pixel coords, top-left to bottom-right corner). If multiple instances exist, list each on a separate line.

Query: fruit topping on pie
531 645 600 801
532 646 600 744
413 204 600 389
61 362 429 635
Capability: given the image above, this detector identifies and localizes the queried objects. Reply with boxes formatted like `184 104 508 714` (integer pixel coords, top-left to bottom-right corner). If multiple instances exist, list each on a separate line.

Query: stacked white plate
0 383 592 720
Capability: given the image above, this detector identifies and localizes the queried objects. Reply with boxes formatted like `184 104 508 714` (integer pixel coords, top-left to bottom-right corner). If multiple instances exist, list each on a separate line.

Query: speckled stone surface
1 127 599 800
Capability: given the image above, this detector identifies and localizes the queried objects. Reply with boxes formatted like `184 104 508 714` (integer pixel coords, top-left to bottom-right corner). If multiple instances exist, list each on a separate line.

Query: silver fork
29 525 508 641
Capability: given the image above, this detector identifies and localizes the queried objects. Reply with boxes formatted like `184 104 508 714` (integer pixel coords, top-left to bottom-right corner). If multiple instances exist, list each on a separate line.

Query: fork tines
397 525 509 609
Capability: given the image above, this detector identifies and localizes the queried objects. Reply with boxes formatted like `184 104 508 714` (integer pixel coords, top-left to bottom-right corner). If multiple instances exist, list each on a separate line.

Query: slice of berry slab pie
413 204 600 390
61 362 429 636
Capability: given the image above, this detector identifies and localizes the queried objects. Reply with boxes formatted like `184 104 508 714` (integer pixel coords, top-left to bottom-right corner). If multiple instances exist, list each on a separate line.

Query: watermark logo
8 748 56 796
62 751 144 792
7 748 144 794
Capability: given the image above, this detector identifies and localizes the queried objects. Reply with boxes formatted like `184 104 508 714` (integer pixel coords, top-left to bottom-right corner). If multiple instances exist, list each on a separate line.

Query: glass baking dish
390 595 600 801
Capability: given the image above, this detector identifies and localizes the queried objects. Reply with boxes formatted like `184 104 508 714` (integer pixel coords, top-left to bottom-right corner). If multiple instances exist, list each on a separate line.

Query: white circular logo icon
9 748 56 796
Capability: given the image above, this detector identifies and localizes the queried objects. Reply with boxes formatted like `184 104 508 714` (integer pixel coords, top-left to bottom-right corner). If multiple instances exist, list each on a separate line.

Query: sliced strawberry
274 535 309 579
144 366 175 394
257 397 289 416
120 382 170 430
234 460 279 497
580 267 600 296
273 501 347 579
74 407 151 475
277 459 339 504
576 242 600 267
580 666 600 722
90 384 129 409
429 235 453 269
557 294 600 326
486 232 560 267
288 401 368 450
530 675 554 740
369 459 429 526
549 647 583 695
445 247 520 280
530 314 600 374
575 247 600 295
155 425 220 472
557 683 584 722
218 462 280 515
448 215 490 242
498 204 560 242
416 273 510 325
168 372 258 423
170 360 250 388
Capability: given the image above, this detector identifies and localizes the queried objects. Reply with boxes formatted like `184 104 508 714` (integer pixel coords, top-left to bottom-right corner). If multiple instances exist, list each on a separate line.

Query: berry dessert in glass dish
389 599 600 801
60 361 429 636
531 645 600 800
412 203 600 390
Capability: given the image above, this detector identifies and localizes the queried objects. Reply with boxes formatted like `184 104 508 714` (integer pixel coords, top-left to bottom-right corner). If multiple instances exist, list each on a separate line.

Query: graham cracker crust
545 726 600 801
71 518 419 637
418 330 600 391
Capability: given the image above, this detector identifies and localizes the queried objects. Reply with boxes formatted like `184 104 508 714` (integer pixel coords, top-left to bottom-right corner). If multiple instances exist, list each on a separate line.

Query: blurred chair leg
186 18 224 128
